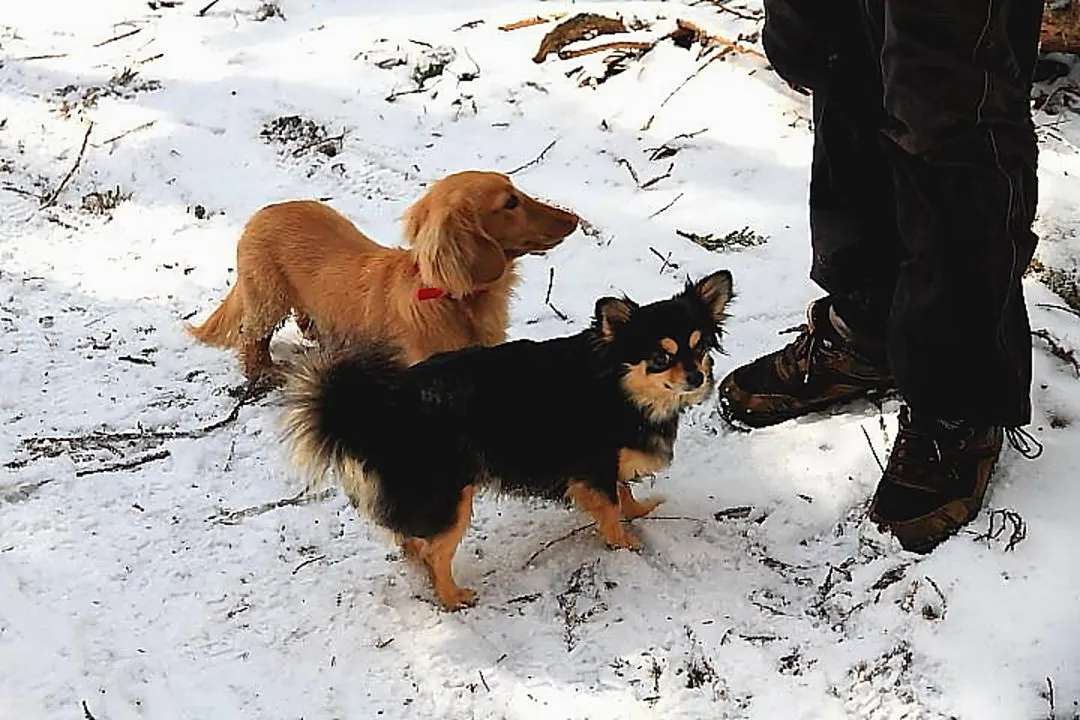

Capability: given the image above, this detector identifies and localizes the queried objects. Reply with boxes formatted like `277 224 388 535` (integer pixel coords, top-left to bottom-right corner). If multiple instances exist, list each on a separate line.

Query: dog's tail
280 339 410 513
184 286 243 349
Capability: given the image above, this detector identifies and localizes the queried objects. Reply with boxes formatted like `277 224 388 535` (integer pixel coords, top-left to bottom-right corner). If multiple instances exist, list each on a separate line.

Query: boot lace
777 322 821 385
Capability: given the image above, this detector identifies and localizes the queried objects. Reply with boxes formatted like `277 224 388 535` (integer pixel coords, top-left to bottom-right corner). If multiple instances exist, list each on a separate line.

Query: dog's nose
685 370 705 389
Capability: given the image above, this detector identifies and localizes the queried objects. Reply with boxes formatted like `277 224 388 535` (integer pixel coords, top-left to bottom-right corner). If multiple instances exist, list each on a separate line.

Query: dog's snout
685 369 705 389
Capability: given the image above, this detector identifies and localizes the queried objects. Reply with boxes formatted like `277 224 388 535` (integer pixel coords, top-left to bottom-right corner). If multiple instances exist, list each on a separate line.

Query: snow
2 1 1079 718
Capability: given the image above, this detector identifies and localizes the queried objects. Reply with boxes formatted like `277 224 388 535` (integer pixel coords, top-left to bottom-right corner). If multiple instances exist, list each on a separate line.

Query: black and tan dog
281 270 734 610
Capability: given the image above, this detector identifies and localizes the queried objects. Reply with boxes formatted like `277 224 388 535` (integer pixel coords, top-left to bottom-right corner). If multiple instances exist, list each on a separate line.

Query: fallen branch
40 121 94 210
98 120 156 146
1032 327 1080 377
7 382 265 470
647 191 685 219
75 448 171 477
499 15 555 32
1 184 43 201
616 157 640 185
544 267 569 321
649 246 676 273
82 700 99 720
507 138 557 175
1036 301 1080 320
533 13 628 64
209 487 335 525
558 40 655 60
670 19 767 60
641 47 732 131
644 127 708 160
292 554 327 575
93 27 143 48
197 0 222 16
16 52 70 61
640 162 674 189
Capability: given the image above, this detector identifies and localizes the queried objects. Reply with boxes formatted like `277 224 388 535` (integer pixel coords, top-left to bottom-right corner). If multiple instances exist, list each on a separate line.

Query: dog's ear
405 195 507 294
690 270 734 325
594 296 637 341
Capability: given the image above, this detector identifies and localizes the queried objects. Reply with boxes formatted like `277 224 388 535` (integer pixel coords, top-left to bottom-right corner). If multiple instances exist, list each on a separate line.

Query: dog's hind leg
567 480 642 550
410 485 478 611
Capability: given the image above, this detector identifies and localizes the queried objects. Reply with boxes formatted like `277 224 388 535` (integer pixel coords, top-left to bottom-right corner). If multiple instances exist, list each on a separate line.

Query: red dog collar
413 264 488 301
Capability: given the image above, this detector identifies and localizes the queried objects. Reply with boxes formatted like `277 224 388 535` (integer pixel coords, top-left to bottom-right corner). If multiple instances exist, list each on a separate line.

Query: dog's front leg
617 481 665 521
567 480 642 550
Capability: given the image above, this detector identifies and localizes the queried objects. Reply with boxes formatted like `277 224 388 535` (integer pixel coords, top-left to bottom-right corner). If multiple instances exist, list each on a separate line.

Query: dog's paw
437 586 478 611
603 526 644 551
622 494 666 520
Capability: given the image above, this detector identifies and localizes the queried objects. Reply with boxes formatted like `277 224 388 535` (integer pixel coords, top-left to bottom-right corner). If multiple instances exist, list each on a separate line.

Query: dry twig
507 138 557 175
98 120 156 146
558 40 655 60
76 448 171 478
93 27 143 48
197 0 222 16
40 121 93 210
524 515 702 567
545 267 569 321
647 191 685 219
499 16 556 32
210 487 336 525
1032 328 1080 376
17 52 69 61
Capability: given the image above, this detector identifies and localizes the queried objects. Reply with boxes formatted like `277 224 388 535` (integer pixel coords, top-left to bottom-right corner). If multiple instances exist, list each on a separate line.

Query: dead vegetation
1042 0 1080 54
81 185 131 216
52 68 162 117
556 560 613 651
677 226 768 252
259 115 348 177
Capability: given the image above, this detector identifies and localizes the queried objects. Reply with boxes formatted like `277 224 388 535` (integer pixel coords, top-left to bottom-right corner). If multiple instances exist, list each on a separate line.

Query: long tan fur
185 170 579 380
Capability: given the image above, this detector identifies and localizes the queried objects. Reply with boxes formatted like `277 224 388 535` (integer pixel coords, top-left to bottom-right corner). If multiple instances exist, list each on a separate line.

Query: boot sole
719 384 899 430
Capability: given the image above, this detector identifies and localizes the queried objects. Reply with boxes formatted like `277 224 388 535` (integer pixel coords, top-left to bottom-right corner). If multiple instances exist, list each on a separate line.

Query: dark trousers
763 0 1044 427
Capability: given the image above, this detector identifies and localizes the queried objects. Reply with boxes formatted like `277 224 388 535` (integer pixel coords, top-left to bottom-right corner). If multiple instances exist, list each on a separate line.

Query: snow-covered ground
2 1 1079 718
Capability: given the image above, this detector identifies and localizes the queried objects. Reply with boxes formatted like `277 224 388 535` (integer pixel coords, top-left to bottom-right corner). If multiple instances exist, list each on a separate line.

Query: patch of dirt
253 1 285 21
411 45 457 89
259 115 346 176
81 186 131 216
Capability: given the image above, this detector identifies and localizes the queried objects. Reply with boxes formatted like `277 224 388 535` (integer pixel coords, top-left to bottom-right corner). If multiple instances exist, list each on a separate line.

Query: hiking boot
869 405 1007 553
717 298 895 429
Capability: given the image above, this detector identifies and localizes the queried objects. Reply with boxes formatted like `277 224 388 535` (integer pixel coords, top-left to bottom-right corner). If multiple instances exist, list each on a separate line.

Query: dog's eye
647 350 673 372
503 194 519 210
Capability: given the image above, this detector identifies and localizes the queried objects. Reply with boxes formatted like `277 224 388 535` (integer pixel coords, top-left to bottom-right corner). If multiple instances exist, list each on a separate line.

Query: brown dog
185 171 579 381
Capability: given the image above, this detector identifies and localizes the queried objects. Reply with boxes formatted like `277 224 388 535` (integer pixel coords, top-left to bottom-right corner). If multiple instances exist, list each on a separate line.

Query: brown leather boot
718 299 895 429
869 405 1008 553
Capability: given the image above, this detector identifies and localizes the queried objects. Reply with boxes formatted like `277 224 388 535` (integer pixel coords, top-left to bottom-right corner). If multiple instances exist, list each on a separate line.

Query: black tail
280 339 410 512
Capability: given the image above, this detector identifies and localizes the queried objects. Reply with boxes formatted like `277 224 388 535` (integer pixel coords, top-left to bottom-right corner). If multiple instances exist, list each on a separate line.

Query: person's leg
719 0 898 429
867 0 1043 552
